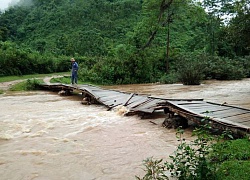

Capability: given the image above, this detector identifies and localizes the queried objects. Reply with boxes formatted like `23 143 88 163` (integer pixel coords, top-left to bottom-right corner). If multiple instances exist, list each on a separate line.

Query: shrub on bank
203 55 246 80
136 126 250 180
176 53 205 85
174 53 247 85
237 55 250 78
159 72 178 84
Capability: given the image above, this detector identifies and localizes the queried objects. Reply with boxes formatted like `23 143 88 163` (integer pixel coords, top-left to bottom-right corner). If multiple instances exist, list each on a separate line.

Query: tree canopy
0 0 249 84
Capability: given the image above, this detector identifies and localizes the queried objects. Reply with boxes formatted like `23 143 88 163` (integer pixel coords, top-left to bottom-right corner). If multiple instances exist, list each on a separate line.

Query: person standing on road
71 58 78 84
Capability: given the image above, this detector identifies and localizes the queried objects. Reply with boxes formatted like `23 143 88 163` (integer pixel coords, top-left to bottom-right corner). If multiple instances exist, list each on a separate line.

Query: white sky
0 0 17 11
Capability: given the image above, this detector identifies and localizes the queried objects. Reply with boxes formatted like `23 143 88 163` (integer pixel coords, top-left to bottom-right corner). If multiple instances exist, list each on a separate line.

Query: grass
50 76 97 86
213 137 250 179
0 72 70 91
9 80 29 91
0 72 98 92
0 72 69 83
10 79 43 91
0 72 100 89
211 138 250 162
216 161 250 180
50 76 74 84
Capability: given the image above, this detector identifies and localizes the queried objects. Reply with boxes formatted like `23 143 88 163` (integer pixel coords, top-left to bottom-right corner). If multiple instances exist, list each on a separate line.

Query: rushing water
1 79 250 180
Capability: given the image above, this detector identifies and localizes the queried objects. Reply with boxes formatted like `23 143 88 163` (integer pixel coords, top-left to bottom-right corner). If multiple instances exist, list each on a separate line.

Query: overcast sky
0 0 18 11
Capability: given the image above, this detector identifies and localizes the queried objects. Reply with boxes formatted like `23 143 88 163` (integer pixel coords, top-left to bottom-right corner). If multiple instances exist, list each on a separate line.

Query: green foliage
25 79 41 90
0 41 71 76
0 89 4 94
176 53 205 85
50 76 70 84
165 127 215 180
137 124 216 180
202 0 250 57
0 72 68 83
135 158 168 180
216 160 250 180
236 56 250 78
159 72 178 84
81 48 164 84
137 120 250 180
1 0 142 56
0 0 249 84
203 55 246 80
211 138 250 163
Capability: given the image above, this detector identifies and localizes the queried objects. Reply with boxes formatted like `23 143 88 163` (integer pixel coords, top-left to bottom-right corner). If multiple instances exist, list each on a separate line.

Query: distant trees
202 0 250 57
0 0 249 84
0 41 69 76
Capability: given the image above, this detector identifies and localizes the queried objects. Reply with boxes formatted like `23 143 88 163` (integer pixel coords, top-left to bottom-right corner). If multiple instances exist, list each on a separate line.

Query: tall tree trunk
141 0 174 50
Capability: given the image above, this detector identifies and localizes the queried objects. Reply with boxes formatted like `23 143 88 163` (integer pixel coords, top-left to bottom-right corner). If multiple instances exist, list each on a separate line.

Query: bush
135 158 168 180
203 56 246 80
80 53 155 85
136 126 216 180
137 124 250 180
26 79 41 90
159 72 178 84
176 53 205 85
81 57 116 85
236 56 250 78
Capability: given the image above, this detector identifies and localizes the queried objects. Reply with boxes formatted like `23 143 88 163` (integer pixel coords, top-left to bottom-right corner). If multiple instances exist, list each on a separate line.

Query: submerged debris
81 97 91 105
162 115 188 129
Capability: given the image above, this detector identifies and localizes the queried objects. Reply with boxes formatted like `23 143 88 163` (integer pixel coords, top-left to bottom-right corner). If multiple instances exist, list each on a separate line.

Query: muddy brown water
0 79 250 180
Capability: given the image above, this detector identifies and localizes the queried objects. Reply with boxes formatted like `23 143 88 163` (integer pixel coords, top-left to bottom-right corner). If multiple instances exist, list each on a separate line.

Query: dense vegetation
0 0 249 85
136 126 250 180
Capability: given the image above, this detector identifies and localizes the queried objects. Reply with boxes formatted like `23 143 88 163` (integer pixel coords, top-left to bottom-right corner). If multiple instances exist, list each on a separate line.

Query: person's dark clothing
71 62 78 84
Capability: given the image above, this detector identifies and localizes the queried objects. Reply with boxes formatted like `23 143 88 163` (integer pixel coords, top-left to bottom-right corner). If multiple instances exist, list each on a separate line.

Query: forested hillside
0 0 249 84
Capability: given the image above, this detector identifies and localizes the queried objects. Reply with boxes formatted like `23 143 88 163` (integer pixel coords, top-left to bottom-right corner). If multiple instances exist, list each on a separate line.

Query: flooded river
0 79 250 180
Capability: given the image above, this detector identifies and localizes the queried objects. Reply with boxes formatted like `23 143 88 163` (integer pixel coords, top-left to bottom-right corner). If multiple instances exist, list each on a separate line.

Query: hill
0 0 142 56
0 0 249 84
